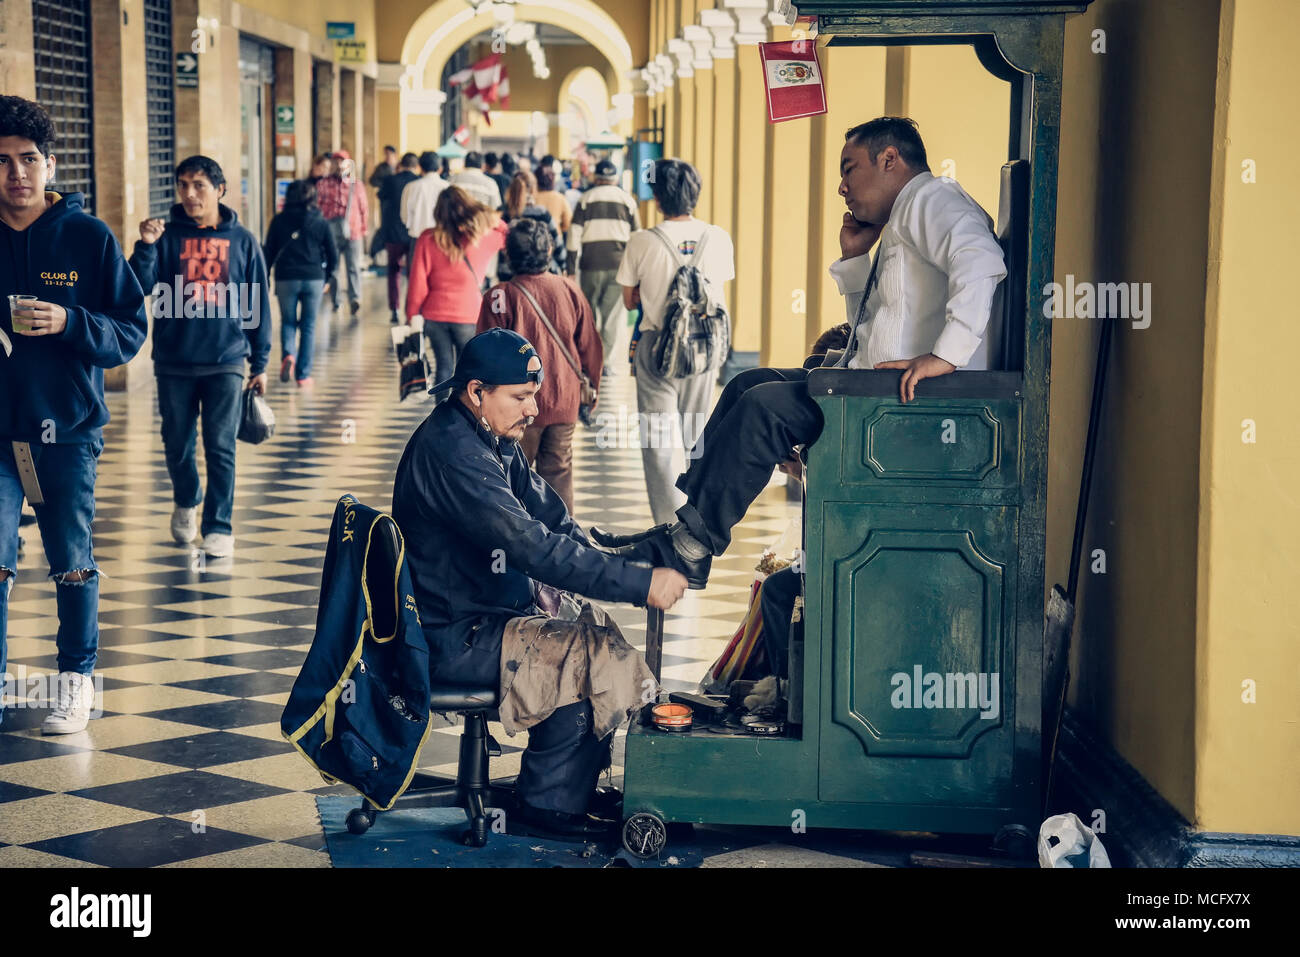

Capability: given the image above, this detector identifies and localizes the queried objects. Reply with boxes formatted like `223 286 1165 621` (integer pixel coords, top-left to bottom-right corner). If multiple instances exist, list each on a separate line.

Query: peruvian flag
452 125 470 147
450 53 510 120
758 39 827 123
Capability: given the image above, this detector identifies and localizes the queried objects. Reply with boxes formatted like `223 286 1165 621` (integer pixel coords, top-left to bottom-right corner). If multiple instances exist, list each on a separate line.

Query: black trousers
758 565 801 680
675 366 822 554
428 622 610 816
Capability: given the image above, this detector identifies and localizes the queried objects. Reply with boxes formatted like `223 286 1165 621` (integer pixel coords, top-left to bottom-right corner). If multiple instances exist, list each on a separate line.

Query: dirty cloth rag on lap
499 600 655 741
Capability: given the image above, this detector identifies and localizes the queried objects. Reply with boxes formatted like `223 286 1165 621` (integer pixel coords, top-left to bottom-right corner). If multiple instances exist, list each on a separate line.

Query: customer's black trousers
675 367 823 555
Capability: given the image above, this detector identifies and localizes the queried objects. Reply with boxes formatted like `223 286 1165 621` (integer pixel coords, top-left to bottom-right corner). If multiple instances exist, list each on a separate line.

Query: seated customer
391 329 688 839
601 117 1007 589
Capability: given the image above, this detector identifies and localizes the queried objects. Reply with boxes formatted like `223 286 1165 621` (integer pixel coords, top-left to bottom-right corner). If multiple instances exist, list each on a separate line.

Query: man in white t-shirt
600 118 1006 590
614 159 735 527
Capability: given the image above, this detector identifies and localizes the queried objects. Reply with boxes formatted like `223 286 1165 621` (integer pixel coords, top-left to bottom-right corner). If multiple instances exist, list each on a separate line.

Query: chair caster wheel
622 812 667 860
461 825 488 847
346 808 375 835
993 823 1034 860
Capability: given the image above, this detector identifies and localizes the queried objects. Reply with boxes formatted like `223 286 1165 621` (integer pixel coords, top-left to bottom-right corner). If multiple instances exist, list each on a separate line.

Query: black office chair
343 515 516 848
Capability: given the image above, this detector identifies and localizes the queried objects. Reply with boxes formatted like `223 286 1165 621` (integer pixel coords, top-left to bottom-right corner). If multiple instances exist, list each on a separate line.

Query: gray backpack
647 226 731 378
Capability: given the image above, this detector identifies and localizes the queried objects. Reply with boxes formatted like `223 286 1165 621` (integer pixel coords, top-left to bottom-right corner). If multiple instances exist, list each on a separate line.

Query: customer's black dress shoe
590 785 623 819
612 526 711 590
514 802 616 841
588 523 671 549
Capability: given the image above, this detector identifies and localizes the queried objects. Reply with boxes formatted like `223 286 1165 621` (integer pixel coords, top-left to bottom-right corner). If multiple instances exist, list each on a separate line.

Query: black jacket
0 191 147 444
263 206 339 282
377 170 419 246
391 400 651 673
498 205 567 280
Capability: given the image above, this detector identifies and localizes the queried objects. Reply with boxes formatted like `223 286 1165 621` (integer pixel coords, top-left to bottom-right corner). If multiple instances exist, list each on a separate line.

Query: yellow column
692 65 714 220
670 44 695 163
1 0 36 97
730 24 768 358
760 25 812 367
708 38 737 320
1196 0 1300 837
805 43 890 348
661 66 677 160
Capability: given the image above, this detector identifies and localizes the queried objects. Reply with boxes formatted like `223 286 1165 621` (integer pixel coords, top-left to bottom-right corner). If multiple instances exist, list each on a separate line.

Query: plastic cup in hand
8 295 37 332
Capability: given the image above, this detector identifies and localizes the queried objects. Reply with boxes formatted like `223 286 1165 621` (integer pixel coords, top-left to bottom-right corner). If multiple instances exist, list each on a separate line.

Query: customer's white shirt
401 174 449 239
829 172 1006 370
447 168 502 210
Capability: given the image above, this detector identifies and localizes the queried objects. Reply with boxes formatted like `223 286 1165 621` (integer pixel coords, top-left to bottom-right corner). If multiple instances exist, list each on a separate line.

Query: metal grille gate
143 0 176 217
32 0 95 211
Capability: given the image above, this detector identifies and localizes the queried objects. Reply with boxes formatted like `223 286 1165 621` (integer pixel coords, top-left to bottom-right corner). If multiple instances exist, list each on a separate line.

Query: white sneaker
41 672 96 735
171 506 198 544
202 532 234 558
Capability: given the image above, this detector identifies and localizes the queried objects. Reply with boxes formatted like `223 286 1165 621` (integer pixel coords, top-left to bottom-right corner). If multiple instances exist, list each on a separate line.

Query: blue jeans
424 322 477 403
156 373 244 537
277 278 324 380
0 438 104 691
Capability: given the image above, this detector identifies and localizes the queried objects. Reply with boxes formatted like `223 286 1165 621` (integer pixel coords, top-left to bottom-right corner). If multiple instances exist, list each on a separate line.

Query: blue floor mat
316 796 702 868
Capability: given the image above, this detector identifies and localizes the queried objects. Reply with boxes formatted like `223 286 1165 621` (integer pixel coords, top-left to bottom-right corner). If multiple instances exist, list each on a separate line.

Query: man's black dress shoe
514 802 616 841
612 527 711 590
590 785 623 818
589 523 671 549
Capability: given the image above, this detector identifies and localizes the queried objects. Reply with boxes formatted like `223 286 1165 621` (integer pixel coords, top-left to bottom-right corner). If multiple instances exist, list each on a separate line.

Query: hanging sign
176 52 199 89
327 21 366 62
758 39 827 123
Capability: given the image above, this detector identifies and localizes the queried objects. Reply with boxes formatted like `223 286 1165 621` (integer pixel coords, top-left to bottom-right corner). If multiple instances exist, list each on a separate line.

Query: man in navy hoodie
0 96 148 733
130 156 271 559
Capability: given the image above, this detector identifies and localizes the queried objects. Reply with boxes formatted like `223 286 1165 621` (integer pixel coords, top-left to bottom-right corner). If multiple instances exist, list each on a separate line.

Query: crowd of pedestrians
0 91 737 737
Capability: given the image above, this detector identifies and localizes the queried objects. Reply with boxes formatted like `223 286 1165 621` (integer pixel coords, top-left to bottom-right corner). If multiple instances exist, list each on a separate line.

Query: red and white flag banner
758 39 827 124
472 53 502 92
452 125 470 147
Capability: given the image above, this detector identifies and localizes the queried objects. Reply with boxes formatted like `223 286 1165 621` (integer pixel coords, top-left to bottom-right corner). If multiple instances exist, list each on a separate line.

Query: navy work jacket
282 495 431 810
391 399 652 675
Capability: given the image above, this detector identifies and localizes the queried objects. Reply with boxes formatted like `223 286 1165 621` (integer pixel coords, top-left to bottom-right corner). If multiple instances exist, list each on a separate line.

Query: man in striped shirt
566 159 640 372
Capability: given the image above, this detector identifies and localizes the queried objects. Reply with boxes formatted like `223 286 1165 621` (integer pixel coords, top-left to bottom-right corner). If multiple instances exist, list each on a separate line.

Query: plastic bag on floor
1038 812 1112 868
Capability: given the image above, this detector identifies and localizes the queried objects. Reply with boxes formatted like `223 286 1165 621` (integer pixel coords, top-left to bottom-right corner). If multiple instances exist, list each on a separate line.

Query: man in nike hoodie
130 155 271 560
0 96 148 733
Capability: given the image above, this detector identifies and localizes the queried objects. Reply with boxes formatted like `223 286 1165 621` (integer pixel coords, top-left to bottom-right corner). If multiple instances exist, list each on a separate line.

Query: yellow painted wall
239 0 376 62
693 66 715 222
806 44 889 348
730 42 768 354
1195 0 1300 834
494 45 613 115
1052 0 1221 823
710 54 737 326
0 0 36 97
760 27 812 367
905 45 1009 225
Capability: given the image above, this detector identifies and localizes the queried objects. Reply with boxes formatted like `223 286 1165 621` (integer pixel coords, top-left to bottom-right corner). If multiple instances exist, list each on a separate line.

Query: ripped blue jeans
0 438 103 686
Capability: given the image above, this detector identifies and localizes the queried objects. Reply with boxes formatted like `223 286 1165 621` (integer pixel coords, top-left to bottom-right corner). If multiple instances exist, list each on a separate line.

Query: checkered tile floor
0 281 801 867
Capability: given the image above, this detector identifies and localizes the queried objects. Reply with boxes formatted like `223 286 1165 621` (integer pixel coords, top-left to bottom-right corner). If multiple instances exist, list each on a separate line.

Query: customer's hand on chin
874 353 956 404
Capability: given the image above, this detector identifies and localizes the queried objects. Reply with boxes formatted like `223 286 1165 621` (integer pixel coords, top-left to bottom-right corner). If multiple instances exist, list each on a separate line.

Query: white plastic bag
1038 812 1111 868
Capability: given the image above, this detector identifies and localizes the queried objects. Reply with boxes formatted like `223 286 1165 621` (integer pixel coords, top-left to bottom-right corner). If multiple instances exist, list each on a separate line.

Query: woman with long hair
406 185 509 402
498 170 566 280
263 179 338 388
477 218 602 512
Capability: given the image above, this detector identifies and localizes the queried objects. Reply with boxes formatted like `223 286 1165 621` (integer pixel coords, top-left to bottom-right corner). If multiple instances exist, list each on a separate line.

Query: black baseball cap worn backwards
429 327 545 395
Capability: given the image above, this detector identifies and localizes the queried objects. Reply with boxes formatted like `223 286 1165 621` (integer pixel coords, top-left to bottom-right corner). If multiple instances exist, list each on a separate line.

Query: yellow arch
556 65 610 156
401 0 633 110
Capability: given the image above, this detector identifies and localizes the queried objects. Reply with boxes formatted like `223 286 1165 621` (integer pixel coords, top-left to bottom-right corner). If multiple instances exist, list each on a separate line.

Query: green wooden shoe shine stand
621 0 1092 860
